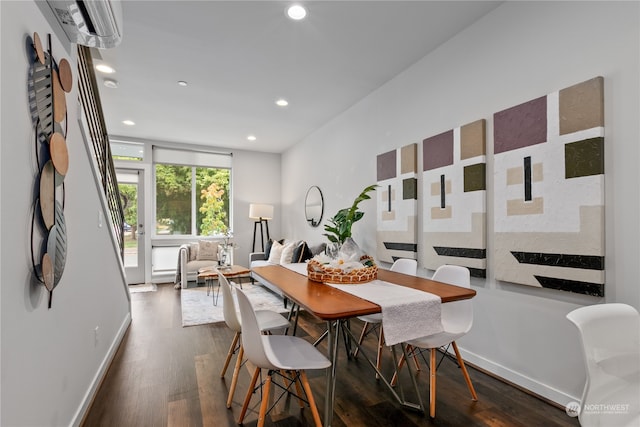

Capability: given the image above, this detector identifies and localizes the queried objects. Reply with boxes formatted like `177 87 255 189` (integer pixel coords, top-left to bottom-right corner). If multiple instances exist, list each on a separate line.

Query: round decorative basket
307 256 378 284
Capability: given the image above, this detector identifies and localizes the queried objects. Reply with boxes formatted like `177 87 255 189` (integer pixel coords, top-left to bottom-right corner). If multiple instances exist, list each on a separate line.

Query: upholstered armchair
175 240 234 289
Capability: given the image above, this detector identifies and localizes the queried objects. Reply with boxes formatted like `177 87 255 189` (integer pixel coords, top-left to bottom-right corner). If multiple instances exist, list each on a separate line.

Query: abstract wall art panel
376 143 418 263
28 32 72 308
421 120 487 278
493 77 605 296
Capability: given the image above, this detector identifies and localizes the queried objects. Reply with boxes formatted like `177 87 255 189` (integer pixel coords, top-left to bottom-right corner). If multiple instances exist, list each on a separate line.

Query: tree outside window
196 167 230 235
155 164 230 235
119 183 138 241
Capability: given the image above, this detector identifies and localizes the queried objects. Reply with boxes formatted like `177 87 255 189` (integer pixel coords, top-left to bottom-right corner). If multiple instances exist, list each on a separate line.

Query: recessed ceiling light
96 64 115 74
247 135 257 141
103 79 118 89
177 81 188 87
122 120 135 126
275 98 289 107
287 4 307 20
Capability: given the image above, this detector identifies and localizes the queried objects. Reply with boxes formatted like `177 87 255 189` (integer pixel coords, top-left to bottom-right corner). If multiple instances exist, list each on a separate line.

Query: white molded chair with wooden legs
394 264 477 418
566 303 640 427
218 271 289 409
236 287 331 427
353 258 418 378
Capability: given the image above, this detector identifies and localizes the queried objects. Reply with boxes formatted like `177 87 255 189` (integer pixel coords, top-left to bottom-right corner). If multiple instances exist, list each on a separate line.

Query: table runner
327 279 443 346
282 262 308 275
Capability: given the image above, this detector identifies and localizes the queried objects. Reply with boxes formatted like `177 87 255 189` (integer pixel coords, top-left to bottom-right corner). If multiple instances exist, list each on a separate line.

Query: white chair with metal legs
566 303 640 427
353 258 418 378
218 271 289 409
393 264 477 418
235 287 331 427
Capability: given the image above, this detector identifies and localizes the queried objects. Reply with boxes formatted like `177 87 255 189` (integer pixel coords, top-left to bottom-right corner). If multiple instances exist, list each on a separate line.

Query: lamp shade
249 203 274 220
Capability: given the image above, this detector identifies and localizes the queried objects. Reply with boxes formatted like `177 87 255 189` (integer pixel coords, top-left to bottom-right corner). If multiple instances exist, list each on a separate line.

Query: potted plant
323 184 377 245
307 184 378 283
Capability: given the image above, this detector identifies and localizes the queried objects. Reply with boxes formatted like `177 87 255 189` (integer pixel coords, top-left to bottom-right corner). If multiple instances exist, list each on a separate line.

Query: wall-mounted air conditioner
46 0 123 49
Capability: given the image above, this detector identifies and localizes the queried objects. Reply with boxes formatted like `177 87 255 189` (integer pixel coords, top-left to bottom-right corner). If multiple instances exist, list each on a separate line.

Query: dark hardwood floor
82 283 579 427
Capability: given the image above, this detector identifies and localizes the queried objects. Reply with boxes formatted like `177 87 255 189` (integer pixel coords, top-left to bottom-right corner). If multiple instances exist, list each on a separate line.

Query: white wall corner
70 313 132 427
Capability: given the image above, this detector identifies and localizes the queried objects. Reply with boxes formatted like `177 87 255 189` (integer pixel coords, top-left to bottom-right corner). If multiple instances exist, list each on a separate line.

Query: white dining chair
235 287 331 427
353 258 418 378
393 264 477 418
566 303 640 427
218 271 289 409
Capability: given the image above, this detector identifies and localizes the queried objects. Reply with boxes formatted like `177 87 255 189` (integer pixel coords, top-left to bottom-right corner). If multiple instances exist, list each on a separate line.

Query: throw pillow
267 240 284 263
292 241 313 263
197 240 218 261
264 238 284 260
264 238 275 259
188 242 199 261
280 241 298 264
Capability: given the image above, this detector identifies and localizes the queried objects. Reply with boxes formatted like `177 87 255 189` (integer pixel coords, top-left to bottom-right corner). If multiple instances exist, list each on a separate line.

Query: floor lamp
249 204 273 252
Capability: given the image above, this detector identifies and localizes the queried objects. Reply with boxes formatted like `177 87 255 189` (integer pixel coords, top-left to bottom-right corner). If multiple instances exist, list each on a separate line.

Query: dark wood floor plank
82 283 579 427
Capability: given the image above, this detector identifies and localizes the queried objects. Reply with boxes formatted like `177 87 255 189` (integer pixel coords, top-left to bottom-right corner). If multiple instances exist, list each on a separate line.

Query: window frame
152 147 232 239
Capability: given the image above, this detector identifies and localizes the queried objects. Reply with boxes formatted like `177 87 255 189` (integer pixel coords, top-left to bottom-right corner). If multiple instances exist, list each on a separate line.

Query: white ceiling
95 1 502 153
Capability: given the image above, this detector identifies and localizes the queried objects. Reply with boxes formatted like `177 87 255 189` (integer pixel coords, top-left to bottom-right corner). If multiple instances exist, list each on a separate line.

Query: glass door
117 169 145 284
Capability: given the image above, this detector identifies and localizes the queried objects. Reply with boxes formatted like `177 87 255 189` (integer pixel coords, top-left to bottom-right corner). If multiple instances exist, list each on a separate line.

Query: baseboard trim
71 313 132 427
457 346 580 409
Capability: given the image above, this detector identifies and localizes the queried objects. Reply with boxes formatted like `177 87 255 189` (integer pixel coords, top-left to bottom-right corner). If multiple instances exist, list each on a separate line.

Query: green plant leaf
322 184 377 245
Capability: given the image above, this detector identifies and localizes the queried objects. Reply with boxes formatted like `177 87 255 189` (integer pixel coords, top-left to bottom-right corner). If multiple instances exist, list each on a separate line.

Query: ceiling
94 1 502 154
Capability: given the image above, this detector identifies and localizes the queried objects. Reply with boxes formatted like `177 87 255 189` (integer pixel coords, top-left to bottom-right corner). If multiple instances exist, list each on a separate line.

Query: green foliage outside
119 183 137 227
155 164 230 235
197 167 230 235
323 184 377 245
156 164 192 234
112 155 142 161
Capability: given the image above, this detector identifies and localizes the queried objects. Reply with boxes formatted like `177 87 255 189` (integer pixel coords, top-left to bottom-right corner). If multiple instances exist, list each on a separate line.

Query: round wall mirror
305 186 324 227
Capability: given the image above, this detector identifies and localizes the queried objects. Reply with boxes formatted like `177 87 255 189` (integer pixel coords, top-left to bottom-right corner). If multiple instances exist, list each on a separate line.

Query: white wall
229 149 282 263
1 2 131 425
282 1 639 406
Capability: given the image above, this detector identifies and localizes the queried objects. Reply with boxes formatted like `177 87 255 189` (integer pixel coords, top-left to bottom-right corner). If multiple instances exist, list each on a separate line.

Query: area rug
180 283 288 327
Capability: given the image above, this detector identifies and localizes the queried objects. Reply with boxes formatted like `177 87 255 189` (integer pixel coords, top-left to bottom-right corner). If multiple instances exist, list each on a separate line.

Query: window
153 147 232 236
110 141 144 161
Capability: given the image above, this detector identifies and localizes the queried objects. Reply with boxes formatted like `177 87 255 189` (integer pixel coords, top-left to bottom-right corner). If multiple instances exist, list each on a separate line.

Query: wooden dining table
251 264 476 427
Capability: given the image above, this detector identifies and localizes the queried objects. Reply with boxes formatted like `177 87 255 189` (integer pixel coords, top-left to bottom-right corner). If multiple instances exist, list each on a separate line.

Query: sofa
249 239 326 298
175 240 233 289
